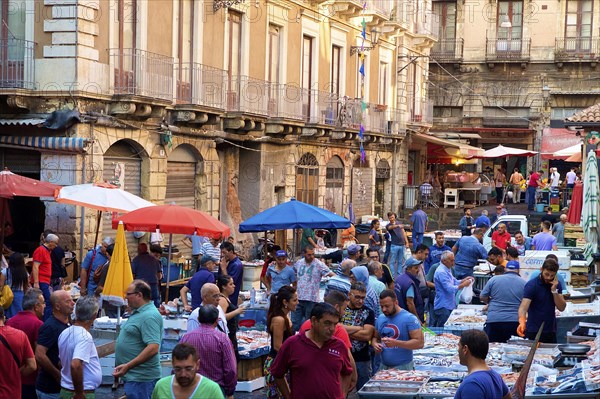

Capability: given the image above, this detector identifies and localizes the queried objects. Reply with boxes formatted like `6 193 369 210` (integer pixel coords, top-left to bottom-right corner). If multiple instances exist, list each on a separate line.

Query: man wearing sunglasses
113 280 163 399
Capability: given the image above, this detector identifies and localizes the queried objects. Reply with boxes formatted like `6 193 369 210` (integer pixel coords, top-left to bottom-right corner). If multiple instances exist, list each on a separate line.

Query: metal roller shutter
1 149 41 175
102 154 142 251
165 161 196 208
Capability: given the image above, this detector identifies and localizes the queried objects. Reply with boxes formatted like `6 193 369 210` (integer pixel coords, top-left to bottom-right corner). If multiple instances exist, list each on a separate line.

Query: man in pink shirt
272 302 354 399
6 288 45 398
527 170 544 211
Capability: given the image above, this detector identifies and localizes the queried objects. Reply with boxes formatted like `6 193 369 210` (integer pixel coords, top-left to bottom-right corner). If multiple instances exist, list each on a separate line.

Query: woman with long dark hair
217 274 246 361
1 252 30 318
264 285 298 398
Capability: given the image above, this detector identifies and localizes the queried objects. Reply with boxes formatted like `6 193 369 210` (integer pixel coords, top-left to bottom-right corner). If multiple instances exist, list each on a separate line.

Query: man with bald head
186 283 228 333
35 290 75 399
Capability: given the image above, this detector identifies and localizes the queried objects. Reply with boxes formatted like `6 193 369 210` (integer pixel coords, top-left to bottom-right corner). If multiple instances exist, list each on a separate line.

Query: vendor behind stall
452 229 488 279
517 258 566 343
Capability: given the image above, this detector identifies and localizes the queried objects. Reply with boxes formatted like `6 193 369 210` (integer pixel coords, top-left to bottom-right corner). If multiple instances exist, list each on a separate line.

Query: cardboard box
236 376 265 392
237 356 265 381
519 251 570 270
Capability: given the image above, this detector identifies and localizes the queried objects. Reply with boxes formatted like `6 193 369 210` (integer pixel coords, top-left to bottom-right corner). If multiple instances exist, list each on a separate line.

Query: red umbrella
115 204 231 300
0 169 59 198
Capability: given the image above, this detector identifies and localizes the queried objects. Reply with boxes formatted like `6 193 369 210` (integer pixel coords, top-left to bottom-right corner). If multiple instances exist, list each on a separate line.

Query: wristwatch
551 290 558 294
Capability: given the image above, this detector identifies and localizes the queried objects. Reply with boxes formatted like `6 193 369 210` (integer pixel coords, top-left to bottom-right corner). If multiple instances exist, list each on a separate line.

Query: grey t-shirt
480 272 526 323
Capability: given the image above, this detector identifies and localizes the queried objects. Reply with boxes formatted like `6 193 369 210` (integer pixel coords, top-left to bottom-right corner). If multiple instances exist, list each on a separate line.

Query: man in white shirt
566 167 577 189
186 283 228 333
550 168 560 188
58 296 102 398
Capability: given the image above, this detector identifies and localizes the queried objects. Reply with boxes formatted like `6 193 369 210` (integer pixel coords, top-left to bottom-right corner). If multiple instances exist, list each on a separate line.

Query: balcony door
115 0 137 93
565 0 593 52
497 1 523 53
302 36 314 122
0 0 26 87
268 24 281 114
176 0 194 103
433 1 457 56
226 11 242 110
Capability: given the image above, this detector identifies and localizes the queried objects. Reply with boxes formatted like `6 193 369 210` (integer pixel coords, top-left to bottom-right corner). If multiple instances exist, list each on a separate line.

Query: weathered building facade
1 0 436 257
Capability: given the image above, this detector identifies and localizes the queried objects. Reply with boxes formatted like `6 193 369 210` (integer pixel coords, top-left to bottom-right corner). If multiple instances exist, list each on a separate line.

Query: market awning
413 133 484 158
0 136 91 153
541 128 582 160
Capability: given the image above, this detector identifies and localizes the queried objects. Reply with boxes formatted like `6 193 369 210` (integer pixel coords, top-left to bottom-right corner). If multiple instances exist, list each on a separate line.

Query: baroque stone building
0 0 436 257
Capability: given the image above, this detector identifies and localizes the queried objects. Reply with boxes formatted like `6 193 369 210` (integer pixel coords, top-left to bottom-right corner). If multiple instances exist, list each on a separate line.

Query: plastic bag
459 281 474 304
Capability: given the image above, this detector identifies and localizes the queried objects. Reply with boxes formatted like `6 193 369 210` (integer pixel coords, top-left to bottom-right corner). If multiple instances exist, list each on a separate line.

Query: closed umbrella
101 221 133 309
116 204 231 300
582 150 600 262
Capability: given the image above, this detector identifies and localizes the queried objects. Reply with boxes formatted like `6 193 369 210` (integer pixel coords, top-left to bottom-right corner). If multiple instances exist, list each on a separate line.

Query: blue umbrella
239 198 351 233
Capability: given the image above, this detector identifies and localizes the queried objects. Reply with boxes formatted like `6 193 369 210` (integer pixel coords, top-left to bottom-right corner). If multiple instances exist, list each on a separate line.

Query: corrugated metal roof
0 118 46 126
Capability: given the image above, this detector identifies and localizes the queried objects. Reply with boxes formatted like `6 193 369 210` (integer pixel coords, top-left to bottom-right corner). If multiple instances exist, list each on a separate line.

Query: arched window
296 153 319 205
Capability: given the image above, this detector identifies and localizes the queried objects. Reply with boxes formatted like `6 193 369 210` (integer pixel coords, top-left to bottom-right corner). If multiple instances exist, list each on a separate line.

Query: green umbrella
582 149 600 262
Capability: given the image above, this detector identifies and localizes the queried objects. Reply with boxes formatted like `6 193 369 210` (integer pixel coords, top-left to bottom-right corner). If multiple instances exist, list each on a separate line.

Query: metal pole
165 233 173 302
391 139 398 211
79 153 87 263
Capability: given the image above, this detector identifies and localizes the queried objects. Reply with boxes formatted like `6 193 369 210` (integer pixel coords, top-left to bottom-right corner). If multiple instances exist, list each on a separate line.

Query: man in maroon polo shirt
271 302 354 399
6 288 45 399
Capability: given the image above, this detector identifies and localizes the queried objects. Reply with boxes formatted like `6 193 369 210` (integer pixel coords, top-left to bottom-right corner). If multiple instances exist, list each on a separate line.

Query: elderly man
80 237 113 298
367 249 394 289
272 303 354 399
114 280 163 399
532 221 558 251
491 223 511 253
151 344 224 399
475 210 491 231
58 296 102 398
180 255 217 312
518 258 566 343
452 228 488 279
432 252 473 327
367 261 386 296
180 305 237 399
372 290 424 371
32 233 60 320
132 243 163 307
553 214 568 246
351 265 381 318
6 288 45 398
0 306 37 399
187 283 228 333
480 260 525 343
326 259 356 296
292 245 334 332
395 258 425 324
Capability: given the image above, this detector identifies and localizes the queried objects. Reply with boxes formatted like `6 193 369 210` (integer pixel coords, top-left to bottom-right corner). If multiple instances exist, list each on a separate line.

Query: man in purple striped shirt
180 305 237 399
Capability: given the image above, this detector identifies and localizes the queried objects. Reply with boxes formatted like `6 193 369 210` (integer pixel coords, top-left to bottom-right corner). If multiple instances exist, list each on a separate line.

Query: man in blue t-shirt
452 228 488 279
409 205 428 250
180 255 217 312
455 329 510 399
518 258 567 343
424 231 452 274
372 290 423 370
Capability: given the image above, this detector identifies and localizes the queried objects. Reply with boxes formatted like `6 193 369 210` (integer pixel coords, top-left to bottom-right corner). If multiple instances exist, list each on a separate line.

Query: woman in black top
1 253 29 318
217 275 245 361
264 285 298 399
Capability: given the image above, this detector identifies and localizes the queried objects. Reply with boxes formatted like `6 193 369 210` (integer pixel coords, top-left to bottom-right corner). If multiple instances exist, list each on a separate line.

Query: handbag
93 260 109 284
0 283 14 309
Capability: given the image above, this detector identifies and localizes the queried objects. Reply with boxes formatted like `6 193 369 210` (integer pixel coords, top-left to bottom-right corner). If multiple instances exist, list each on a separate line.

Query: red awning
541 128 582 160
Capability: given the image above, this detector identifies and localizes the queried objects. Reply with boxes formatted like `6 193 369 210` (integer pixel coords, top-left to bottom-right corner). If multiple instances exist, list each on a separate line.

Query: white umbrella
582 149 600 262
55 182 156 248
553 143 582 158
477 144 537 158
56 182 155 213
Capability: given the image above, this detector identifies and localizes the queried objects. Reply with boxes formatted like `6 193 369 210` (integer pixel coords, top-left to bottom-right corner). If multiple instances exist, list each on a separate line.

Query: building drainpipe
391 138 398 212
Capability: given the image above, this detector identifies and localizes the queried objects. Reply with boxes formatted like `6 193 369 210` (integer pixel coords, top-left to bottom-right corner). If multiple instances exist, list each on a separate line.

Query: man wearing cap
80 236 113 298
395 258 425 324
32 233 60 319
132 243 163 307
265 250 297 295
180 255 217 312
480 260 526 343
199 237 221 277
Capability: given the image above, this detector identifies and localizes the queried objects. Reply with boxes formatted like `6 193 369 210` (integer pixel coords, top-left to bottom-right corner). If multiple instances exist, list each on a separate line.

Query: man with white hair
32 233 60 320
80 236 114 297
186 283 228 333
550 167 560 188
432 251 473 327
326 259 356 295
58 296 102 398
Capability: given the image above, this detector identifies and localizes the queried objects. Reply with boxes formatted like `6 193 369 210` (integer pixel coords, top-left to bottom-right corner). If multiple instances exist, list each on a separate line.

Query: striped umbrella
582 149 600 262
